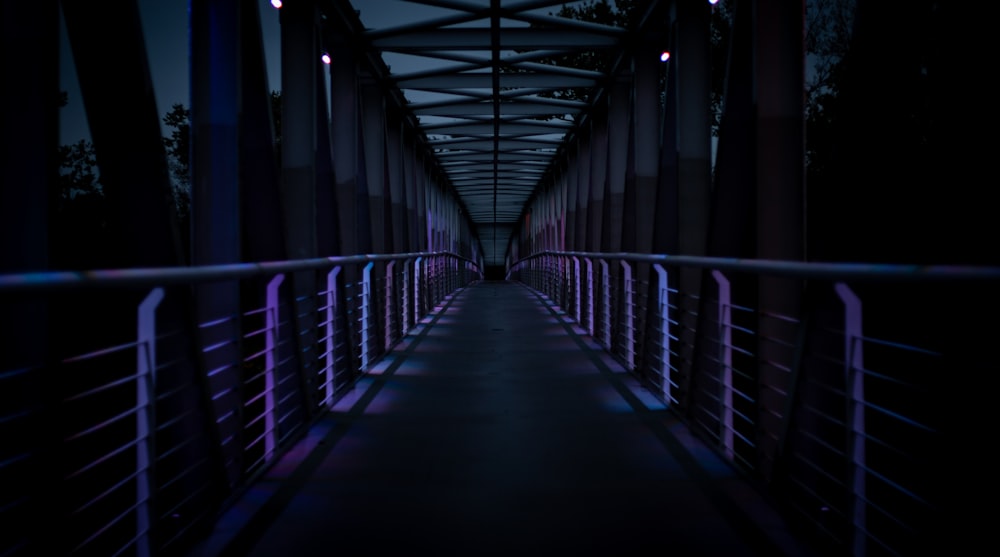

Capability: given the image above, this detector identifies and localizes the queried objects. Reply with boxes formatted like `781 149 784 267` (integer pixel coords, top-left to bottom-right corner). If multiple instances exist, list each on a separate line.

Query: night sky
58 0 282 145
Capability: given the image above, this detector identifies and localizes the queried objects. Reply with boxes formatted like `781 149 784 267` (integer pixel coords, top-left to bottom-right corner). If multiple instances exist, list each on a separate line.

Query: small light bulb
322 53 331 64
271 0 283 8
660 51 670 62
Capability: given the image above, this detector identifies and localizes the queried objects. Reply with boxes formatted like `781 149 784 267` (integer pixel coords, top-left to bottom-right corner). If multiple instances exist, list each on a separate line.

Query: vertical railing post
836 282 866 557
552 255 559 304
443 256 449 299
425 256 433 308
402 259 411 334
433 255 440 306
447 257 454 295
430 255 435 308
653 264 672 404
537 257 545 294
536 257 542 291
620 261 634 370
414 257 423 319
573 256 581 324
563 256 571 310
548 255 555 302
324 266 342 407
451 257 457 293
600 260 611 349
449 256 454 294
442 256 449 296
361 262 374 370
553 255 560 301
712 270 735 460
136 288 164 557
429 256 437 307
585 258 594 336
385 261 396 350
550 255 558 300
555 256 563 307
264 274 284 462
543 256 550 296
435 256 439 301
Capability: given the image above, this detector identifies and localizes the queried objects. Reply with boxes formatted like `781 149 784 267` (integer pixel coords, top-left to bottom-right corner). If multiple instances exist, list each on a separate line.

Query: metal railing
0 251 480 557
508 250 1000 557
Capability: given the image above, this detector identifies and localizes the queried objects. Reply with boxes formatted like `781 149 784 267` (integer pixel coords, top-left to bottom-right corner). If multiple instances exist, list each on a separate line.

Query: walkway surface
188 281 816 557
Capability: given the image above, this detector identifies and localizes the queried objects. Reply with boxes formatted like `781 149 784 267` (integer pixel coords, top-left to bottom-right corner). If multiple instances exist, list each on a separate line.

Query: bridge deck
189 281 815 556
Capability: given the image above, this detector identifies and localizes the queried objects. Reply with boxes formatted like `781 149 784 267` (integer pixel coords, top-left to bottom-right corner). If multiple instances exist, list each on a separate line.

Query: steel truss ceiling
328 0 640 266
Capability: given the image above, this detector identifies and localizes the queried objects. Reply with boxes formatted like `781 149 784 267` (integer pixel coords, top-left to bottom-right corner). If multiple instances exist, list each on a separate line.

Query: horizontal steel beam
436 151 555 162
432 138 561 151
413 103 584 117
397 72 597 90
372 28 619 51
424 121 571 135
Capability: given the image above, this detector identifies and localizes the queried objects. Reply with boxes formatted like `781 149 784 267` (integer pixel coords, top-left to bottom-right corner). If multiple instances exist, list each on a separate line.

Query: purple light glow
321 53 331 64
660 51 670 62
271 0 283 8
330 377 377 411
596 386 635 414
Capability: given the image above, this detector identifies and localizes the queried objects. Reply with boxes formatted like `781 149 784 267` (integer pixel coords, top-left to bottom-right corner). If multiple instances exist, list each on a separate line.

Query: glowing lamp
271 0 283 8
660 51 670 62
322 53 331 64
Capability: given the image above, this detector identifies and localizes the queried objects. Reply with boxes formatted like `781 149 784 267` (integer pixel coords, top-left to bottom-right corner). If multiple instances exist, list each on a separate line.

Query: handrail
0 251 480 293
509 246 995 555
511 250 1000 282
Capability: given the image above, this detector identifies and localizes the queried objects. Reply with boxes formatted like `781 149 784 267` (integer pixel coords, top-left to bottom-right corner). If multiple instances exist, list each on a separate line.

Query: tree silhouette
57 139 101 202
53 137 111 268
55 97 197 268
527 0 638 105
162 103 192 223
804 0 855 172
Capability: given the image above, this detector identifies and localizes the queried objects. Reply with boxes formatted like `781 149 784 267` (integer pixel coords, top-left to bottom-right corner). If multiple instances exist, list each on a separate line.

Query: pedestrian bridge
2 1 996 556
3 252 996 556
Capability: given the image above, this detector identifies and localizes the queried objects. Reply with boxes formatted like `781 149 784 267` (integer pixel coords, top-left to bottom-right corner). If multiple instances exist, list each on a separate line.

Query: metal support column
754 0 805 480
0 5 58 554
279 0 320 419
674 0 713 397
588 113 608 253
191 0 245 490
603 79 629 254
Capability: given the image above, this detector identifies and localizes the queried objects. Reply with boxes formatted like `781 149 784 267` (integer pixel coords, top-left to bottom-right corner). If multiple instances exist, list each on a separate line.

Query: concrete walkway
188 281 816 557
